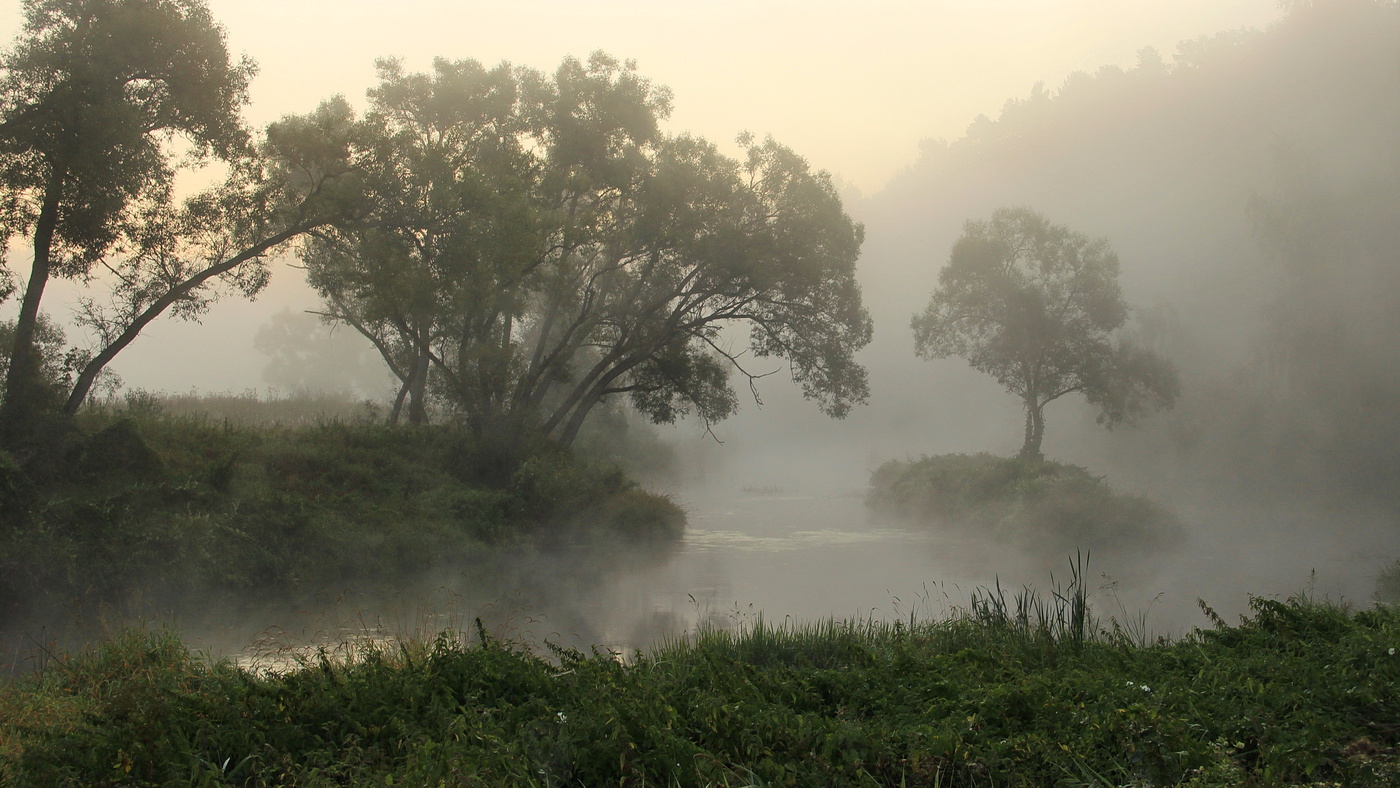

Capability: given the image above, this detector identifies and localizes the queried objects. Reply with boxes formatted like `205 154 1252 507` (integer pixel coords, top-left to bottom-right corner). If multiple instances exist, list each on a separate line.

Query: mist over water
6 3 1400 672
135 431 1394 669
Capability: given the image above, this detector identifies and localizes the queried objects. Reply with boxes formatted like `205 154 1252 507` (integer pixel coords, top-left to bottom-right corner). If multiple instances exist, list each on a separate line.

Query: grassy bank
867 453 1181 550
0 403 684 620
1 588 1397 786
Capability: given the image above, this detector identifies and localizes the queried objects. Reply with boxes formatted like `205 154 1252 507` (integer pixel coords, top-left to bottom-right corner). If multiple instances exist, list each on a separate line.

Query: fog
9 1 1400 661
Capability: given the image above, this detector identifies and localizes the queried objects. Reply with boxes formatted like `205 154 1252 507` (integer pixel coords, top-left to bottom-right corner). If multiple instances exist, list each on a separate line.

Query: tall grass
6 571 1396 786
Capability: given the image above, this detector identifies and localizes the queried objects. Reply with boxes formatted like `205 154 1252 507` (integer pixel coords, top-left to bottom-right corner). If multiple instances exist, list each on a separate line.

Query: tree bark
1 172 64 441
406 353 429 425
1020 398 1045 461
387 377 409 426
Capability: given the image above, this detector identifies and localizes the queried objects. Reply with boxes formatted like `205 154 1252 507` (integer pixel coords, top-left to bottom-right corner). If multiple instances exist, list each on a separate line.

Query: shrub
866 453 1180 549
3 405 685 618
1375 560 1400 605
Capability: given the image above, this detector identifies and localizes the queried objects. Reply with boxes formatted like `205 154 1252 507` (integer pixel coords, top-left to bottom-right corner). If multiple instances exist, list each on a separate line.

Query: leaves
912 207 1178 454
305 54 870 446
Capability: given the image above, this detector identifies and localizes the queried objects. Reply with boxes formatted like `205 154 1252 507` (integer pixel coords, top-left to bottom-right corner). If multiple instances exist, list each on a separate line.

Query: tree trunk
1019 398 1045 461
406 353 429 425
387 377 410 425
1 173 63 442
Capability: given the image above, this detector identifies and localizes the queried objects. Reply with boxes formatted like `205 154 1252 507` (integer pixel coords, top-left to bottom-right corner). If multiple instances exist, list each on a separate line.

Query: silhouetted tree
0 1 364 452
0 0 250 438
305 53 872 449
912 207 1178 459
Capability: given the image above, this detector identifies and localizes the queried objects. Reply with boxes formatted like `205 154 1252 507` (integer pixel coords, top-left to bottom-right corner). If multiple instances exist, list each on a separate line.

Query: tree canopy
305 53 872 449
0 0 365 455
0 0 253 436
912 207 1178 459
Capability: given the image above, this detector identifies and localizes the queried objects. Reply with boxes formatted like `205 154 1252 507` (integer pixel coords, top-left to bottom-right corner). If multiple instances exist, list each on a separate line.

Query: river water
4 475 1389 675
197 475 1397 671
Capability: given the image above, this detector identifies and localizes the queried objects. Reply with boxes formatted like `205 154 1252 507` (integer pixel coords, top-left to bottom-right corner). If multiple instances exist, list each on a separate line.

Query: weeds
3 590 1398 786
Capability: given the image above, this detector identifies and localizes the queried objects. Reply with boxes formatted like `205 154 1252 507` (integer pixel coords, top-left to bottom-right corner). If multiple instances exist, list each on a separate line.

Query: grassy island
0 399 684 623
866 453 1181 551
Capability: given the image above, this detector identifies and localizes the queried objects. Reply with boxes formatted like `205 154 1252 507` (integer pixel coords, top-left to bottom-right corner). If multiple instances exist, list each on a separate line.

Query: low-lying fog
6 1 1400 668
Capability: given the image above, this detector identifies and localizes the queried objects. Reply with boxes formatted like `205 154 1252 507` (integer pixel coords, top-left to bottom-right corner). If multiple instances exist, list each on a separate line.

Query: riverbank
0 401 684 624
1 589 1396 786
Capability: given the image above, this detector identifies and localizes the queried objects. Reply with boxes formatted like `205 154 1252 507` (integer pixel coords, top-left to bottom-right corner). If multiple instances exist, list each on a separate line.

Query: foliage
0 1 367 455
0 0 252 437
1375 560 1400 606
912 208 1179 459
0 402 684 618
4 593 1399 786
0 313 92 404
866 452 1182 550
305 53 872 447
880 1 1400 513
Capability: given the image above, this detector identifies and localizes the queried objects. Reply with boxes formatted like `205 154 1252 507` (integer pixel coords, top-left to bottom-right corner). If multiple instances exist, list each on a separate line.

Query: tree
0 1 365 451
59 96 363 414
0 0 252 438
306 53 872 451
912 207 1178 459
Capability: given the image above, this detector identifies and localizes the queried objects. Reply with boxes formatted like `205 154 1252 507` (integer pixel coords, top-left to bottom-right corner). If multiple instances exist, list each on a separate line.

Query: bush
866 452 1181 549
1375 560 1400 605
2 406 685 618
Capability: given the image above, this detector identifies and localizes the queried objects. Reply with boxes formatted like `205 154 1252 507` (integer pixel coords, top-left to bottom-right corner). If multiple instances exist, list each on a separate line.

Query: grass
1375 560 1400 606
866 453 1182 550
1 574 1398 786
0 396 685 622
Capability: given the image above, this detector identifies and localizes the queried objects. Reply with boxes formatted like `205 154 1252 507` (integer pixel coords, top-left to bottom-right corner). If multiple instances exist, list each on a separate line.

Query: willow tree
305 53 872 448
912 207 1178 459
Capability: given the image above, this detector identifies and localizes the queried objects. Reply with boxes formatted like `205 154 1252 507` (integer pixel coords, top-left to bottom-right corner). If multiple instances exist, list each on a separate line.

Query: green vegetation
911 208 1178 460
0 395 683 619
302 53 871 447
3 585 1398 786
1375 561 1400 606
866 453 1180 549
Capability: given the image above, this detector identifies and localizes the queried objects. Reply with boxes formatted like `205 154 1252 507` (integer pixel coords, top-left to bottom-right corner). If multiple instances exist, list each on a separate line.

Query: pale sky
0 1 1285 194
0 0 1287 393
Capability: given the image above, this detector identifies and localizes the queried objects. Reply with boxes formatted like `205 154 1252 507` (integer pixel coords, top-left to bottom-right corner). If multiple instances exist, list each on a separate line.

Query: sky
0 0 1287 393
1 0 1285 194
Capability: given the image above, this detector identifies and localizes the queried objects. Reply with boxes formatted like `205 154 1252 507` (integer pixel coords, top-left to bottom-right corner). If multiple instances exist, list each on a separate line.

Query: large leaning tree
912 207 1179 460
304 53 873 449
0 0 363 451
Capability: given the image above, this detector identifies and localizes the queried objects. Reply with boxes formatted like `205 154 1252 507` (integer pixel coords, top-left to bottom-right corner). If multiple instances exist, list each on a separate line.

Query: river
3 476 1390 675
202 474 1397 671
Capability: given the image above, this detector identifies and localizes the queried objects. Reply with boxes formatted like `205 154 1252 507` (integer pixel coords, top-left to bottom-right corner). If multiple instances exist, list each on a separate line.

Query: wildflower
556 711 568 724
1389 648 1396 656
